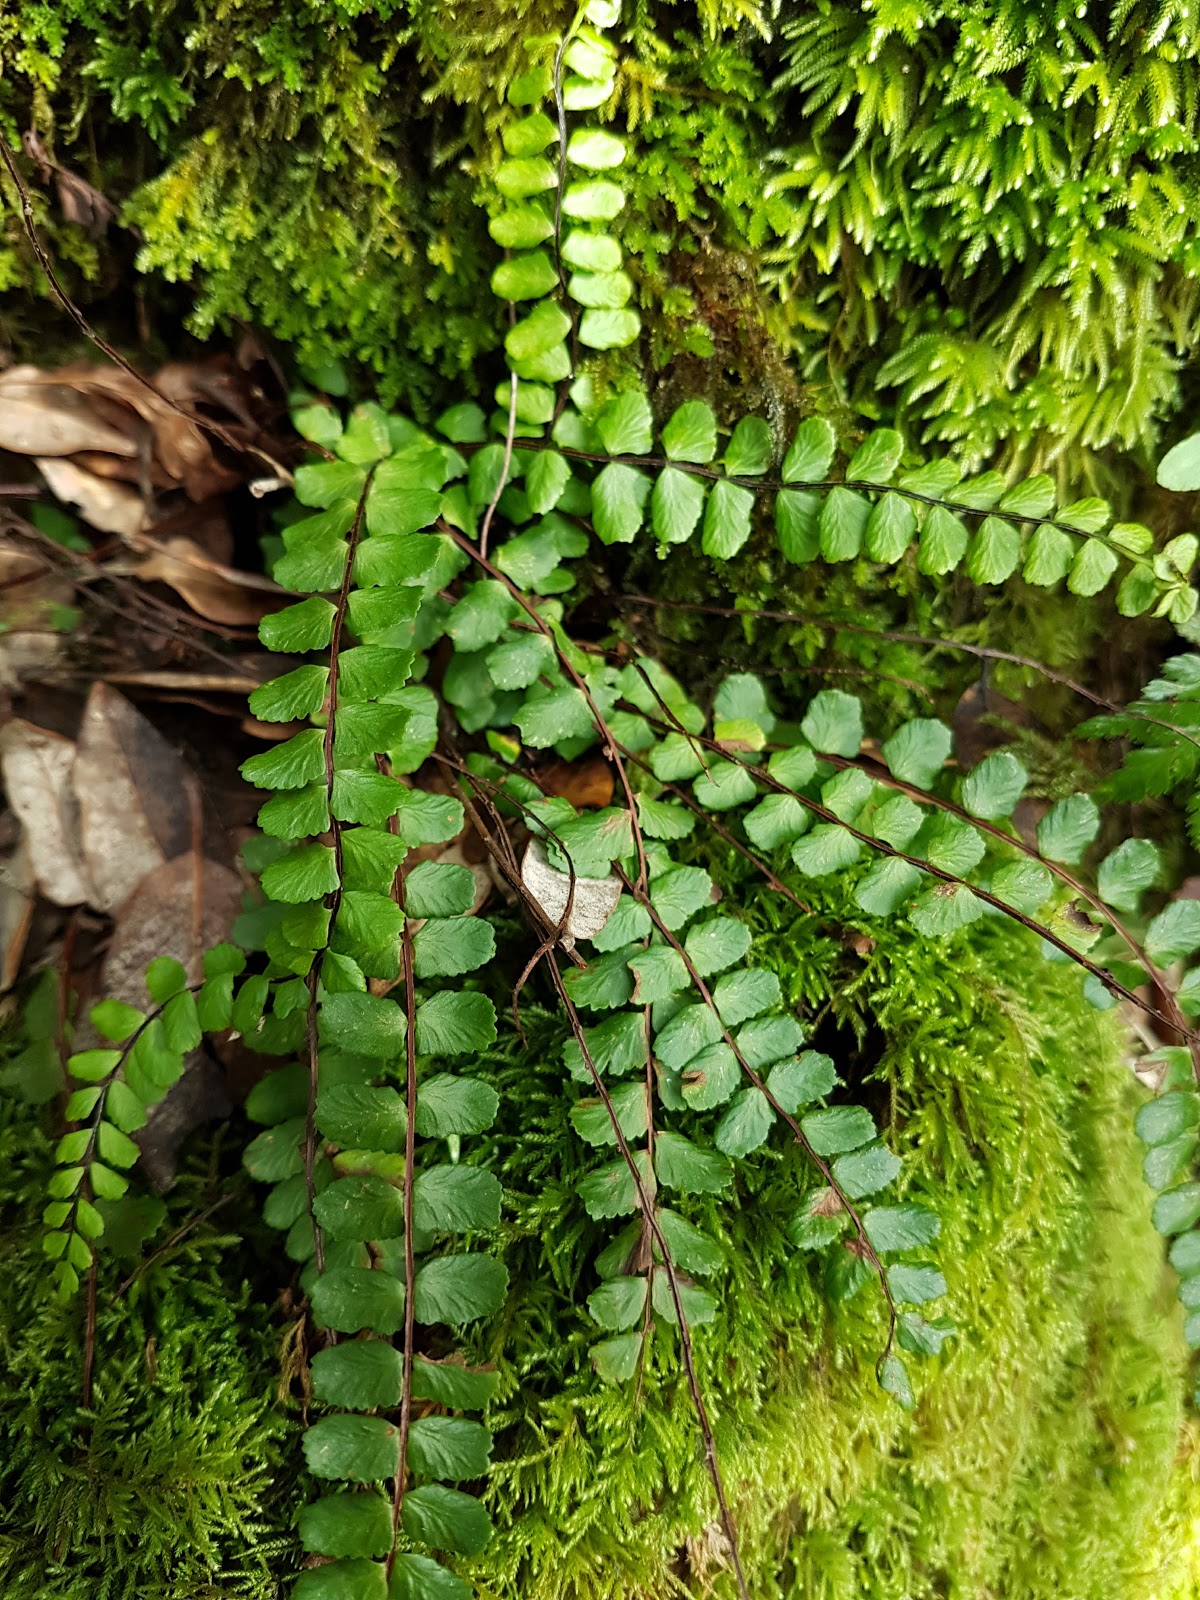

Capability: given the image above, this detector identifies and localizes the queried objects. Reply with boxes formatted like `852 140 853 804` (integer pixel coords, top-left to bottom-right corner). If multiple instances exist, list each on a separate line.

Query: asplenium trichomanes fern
35 0 1200 1593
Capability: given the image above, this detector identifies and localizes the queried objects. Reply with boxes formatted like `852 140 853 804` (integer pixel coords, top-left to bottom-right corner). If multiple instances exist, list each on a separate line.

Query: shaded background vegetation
5 0 1200 484
3 3 1200 1596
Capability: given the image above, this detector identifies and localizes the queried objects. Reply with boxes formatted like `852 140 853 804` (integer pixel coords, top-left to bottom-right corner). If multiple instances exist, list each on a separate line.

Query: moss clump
462 878 1200 1598
5 1 1200 470
0 1113 301 1600
0 887 1195 1596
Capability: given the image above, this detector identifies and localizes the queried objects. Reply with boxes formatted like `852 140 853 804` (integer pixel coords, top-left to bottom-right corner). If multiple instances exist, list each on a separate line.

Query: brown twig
82 1256 98 1407
479 300 520 562
0 134 293 486
111 1191 237 1301
426 746 593 1020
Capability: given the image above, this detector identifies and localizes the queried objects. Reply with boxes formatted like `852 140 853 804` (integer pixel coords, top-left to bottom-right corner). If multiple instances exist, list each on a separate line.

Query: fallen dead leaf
154 359 260 431
70 449 176 492
0 367 138 457
951 679 1030 770
99 851 243 1189
104 668 266 695
0 831 36 988
102 851 239 999
59 362 228 501
521 835 621 946
534 752 615 811
23 129 115 238
151 497 236 565
0 719 92 904
36 456 147 538
0 540 75 687
136 535 276 625
241 714 304 741
73 683 195 914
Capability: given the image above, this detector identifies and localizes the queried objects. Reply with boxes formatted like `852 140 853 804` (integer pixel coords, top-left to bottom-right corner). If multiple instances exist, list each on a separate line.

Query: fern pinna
35 1 1200 1594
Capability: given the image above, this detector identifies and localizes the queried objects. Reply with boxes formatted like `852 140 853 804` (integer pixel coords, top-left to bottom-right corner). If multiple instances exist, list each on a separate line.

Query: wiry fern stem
546 950 752 1600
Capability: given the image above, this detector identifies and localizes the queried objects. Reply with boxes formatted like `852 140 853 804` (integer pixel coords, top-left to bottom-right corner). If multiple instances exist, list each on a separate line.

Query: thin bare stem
0 134 293 485
82 1257 97 1407
479 301 520 562
111 1191 237 1301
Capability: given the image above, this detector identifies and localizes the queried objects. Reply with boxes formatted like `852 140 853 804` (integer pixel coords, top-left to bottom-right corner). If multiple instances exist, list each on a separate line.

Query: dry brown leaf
72 683 195 914
0 541 75 687
70 450 176 491
137 535 275 625
154 358 259 431
951 680 1031 770
0 719 92 905
521 836 621 946
100 851 242 1188
104 667 266 694
240 714 304 741
36 456 147 538
22 129 115 238
103 851 240 999
0 371 139 458
55 168 116 235
58 363 223 500
0 832 37 989
152 498 236 565
533 753 615 811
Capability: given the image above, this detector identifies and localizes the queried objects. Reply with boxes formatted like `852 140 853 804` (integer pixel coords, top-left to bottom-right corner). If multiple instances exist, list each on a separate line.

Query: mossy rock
0 896 1196 1598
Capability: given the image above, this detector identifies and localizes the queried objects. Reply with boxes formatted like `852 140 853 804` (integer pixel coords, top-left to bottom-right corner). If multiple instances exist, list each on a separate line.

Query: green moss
0 887 1194 1596
461 881 1200 1598
5 1 1200 470
0 1112 301 1600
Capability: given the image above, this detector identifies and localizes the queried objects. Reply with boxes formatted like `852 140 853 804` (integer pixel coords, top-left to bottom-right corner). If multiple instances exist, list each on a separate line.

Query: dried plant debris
0 359 264 505
522 835 622 946
0 718 91 907
0 683 215 932
100 851 243 1188
0 541 76 687
73 682 197 913
22 128 116 237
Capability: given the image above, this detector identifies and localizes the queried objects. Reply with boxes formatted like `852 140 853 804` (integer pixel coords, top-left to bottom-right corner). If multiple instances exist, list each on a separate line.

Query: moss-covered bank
2 887 1194 1598
465 881 1200 1598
